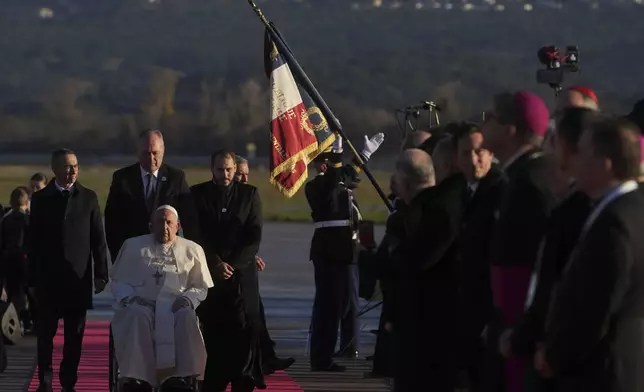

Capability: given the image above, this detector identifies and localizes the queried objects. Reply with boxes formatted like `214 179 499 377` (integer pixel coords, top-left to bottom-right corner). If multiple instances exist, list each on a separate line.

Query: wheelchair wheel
108 327 120 392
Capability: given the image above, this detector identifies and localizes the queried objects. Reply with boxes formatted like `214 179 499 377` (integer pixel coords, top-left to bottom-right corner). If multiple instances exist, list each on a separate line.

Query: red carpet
26 320 303 391
225 371 304 391
28 320 110 391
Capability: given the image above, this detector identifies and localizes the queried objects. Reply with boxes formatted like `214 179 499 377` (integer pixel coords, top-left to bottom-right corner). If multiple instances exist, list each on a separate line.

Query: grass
4 165 392 223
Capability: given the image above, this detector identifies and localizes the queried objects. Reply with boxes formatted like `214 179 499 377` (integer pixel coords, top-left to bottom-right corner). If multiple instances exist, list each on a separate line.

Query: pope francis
110 205 214 389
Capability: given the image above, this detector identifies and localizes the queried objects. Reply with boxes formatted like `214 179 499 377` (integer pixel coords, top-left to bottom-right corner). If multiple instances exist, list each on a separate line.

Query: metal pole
248 0 393 212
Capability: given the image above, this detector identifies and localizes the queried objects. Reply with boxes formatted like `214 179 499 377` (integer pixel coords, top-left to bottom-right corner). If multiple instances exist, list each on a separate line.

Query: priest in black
28 149 109 392
306 133 384 372
481 91 556 392
538 117 644 391
104 130 199 261
191 149 264 392
451 124 506 391
234 156 295 375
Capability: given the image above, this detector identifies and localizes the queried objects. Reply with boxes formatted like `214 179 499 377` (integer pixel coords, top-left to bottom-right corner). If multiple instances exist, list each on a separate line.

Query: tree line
1 0 642 155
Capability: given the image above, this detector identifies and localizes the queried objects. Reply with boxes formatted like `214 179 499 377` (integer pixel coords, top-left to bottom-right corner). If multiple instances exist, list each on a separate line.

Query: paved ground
0 222 390 391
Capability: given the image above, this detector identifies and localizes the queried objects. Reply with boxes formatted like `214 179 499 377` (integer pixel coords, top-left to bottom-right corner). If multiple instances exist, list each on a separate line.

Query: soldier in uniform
306 133 385 372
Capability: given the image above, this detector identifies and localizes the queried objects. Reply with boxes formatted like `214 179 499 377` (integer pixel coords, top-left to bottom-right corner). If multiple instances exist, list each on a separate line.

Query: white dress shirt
54 181 74 193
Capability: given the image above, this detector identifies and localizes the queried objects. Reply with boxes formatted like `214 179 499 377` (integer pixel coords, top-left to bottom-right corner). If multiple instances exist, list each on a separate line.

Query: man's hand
256 256 265 271
215 262 235 280
360 133 385 160
498 328 513 358
94 278 107 294
172 296 192 313
534 345 554 378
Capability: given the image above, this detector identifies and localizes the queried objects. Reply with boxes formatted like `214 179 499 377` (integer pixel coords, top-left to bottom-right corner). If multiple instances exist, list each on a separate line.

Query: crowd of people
349 86 644 392
0 132 295 392
1 85 644 392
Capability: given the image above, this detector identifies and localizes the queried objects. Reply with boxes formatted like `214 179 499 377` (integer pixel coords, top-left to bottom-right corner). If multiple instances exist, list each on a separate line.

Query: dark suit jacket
104 163 199 261
455 166 507 338
0 210 30 283
544 187 644 388
511 190 591 357
28 181 108 310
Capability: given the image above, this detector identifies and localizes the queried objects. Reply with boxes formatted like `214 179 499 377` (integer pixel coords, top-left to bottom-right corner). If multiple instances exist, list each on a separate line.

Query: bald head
394 148 435 203
138 130 165 173
402 131 432 151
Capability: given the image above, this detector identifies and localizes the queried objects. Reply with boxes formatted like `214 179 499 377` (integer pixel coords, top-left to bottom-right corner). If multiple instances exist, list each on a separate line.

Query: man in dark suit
104 130 199 261
537 117 644 391
451 124 506 391
28 148 109 392
392 148 465 392
481 91 556 392
506 108 596 390
191 150 265 392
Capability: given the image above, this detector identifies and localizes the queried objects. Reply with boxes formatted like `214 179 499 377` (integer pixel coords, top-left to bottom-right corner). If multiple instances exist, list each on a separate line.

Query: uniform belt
314 219 350 229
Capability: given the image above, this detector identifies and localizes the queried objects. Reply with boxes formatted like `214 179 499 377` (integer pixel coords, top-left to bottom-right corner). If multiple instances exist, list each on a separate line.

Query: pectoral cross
153 269 164 286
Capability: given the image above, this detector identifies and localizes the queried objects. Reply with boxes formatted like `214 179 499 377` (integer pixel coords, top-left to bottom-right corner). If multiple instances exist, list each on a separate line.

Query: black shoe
120 378 153 392
333 349 359 359
263 357 295 375
35 383 53 392
161 377 193 391
61 387 76 392
311 362 346 372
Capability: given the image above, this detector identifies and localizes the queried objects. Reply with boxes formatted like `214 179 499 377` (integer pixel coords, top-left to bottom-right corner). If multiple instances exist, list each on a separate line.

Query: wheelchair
108 324 203 392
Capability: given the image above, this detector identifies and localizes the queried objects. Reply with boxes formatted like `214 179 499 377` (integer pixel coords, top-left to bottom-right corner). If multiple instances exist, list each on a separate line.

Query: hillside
1 0 642 154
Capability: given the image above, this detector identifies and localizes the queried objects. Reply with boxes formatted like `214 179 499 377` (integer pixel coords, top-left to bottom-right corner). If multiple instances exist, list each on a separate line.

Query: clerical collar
140 166 159 178
54 180 74 192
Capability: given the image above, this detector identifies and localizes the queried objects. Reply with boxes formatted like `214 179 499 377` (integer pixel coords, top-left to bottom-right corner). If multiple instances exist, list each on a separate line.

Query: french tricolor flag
265 33 335 198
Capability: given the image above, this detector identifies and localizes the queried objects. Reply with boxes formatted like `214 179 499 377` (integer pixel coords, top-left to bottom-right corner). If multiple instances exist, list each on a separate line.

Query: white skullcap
155 205 179 220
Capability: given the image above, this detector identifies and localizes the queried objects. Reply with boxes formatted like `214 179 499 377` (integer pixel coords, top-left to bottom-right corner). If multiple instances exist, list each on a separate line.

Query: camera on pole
536 45 580 96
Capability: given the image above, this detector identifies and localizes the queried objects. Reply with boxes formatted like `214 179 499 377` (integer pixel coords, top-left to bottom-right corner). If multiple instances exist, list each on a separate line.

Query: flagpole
247 0 394 212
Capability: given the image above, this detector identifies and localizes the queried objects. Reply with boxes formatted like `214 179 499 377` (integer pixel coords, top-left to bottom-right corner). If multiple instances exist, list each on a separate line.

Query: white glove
361 133 385 160
332 135 343 153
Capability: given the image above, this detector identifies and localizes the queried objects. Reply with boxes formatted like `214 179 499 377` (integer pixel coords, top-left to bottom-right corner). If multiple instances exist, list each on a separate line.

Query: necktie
61 190 71 198
145 173 155 210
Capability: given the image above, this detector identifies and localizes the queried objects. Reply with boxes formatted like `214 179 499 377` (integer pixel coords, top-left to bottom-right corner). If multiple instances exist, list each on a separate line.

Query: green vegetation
1 1 643 156
2 165 391 222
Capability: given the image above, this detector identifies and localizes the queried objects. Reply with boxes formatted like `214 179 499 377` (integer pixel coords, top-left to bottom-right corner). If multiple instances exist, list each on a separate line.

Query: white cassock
110 234 214 386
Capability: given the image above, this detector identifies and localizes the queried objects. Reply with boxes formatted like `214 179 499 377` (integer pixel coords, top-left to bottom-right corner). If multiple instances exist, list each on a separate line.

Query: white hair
155 205 179 220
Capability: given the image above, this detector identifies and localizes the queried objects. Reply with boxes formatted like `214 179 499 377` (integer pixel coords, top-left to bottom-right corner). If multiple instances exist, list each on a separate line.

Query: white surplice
110 234 214 386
